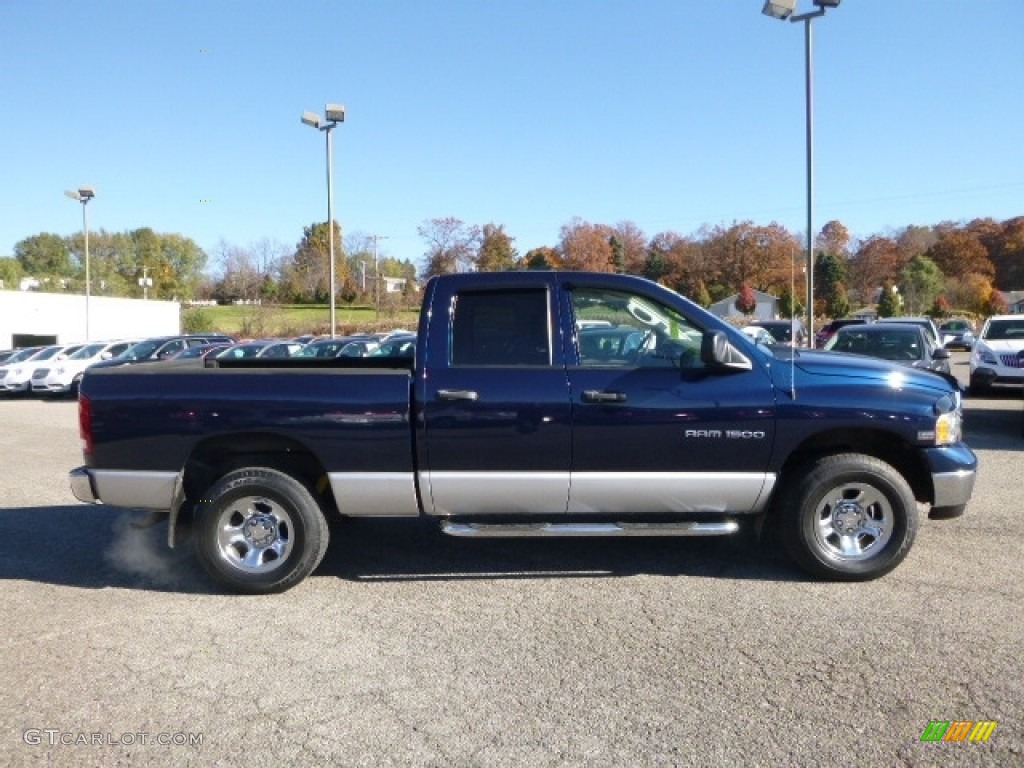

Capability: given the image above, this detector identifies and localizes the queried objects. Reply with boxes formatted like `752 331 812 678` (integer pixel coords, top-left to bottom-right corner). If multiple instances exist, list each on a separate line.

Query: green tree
899 255 945 315
778 285 803 319
281 221 343 303
476 223 518 272
0 256 25 290
14 233 73 284
825 282 850 319
876 281 901 317
692 279 712 308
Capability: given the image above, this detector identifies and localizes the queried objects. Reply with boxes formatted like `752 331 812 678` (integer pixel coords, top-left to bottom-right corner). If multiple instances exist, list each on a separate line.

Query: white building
0 291 179 348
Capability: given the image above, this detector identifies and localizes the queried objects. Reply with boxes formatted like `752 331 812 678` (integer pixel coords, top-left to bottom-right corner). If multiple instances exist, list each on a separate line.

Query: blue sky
2 0 1021 273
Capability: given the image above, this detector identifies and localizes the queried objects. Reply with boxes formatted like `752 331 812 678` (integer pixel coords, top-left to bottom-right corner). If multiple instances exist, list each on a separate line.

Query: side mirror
932 348 951 360
700 331 753 371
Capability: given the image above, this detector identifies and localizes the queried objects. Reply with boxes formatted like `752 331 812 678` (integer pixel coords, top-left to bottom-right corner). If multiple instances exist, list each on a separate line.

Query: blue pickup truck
70 271 977 593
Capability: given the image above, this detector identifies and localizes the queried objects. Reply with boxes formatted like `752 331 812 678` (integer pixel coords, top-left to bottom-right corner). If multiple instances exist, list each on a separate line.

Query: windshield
119 339 163 359
70 343 106 359
4 347 40 364
984 319 1024 340
32 346 63 361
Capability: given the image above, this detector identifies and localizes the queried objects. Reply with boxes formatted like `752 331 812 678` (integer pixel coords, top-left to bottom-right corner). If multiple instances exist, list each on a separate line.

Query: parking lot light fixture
301 104 346 338
64 185 96 340
762 0 841 343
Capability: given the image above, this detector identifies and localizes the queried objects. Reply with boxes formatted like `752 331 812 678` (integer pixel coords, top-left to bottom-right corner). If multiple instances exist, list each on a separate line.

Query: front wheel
194 467 329 594
778 454 918 581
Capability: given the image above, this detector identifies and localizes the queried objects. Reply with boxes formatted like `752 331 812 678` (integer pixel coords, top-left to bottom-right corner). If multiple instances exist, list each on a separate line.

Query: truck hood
771 348 957 395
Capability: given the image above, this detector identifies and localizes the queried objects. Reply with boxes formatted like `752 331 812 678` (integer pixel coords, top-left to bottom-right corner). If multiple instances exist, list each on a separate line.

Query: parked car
969 314 1024 395
257 341 305 358
740 325 777 346
295 335 378 359
89 334 236 369
824 322 952 378
938 319 976 350
0 346 43 392
369 334 417 358
32 339 139 396
880 317 947 348
0 344 85 394
0 349 17 364
164 343 232 361
814 318 868 349
751 319 807 348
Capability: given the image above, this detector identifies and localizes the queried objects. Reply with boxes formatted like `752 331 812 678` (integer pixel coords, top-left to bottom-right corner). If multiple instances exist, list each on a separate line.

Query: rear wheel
778 454 917 581
193 467 329 594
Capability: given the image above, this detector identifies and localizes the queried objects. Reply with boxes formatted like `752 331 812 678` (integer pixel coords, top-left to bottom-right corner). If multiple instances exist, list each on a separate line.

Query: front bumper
923 442 978 512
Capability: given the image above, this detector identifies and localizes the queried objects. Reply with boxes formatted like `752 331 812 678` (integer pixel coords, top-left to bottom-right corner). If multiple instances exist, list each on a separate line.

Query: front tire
778 454 918 581
194 467 329 594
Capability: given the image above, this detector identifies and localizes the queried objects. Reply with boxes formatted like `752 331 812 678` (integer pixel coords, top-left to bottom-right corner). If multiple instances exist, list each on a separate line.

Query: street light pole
64 185 96 340
302 104 346 338
762 0 840 344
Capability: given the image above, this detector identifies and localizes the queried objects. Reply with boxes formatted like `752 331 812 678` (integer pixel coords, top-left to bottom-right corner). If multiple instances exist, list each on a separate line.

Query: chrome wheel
812 482 893 562
214 495 294 573
779 453 917 581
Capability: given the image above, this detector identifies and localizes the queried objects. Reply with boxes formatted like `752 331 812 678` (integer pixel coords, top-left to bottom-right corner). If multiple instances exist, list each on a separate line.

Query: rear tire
194 467 329 594
778 454 917 581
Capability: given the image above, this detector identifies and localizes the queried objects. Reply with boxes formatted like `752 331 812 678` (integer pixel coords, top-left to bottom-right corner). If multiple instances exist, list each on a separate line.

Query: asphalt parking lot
1 352 1021 767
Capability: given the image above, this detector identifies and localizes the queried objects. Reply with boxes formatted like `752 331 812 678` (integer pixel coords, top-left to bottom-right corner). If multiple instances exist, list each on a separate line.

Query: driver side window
569 288 704 369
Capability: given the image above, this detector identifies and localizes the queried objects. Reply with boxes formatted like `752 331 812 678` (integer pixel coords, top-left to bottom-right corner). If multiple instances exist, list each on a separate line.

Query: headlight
974 345 998 365
928 392 962 445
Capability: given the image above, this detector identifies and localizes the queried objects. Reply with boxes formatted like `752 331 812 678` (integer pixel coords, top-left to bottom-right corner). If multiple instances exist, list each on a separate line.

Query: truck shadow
319 517 800 584
0 505 800 592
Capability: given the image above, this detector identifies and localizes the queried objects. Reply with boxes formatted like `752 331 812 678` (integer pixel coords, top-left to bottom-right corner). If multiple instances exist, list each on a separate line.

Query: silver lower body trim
421 471 775 516
440 520 740 537
328 472 420 516
932 469 977 509
569 472 774 515
421 471 570 516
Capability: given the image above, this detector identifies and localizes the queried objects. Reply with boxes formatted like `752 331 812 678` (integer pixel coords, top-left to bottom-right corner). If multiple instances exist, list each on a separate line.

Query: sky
2 0 1022 275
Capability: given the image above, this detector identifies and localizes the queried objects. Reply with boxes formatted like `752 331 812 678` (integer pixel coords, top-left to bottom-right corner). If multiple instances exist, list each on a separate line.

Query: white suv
969 315 1024 395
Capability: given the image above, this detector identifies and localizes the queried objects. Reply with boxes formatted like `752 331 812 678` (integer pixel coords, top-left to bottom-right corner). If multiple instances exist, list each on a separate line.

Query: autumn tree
988 216 1024 289
419 217 481 277
816 220 851 262
735 283 757 315
849 236 901 308
925 229 994 281
476 223 518 272
522 246 559 270
559 218 614 271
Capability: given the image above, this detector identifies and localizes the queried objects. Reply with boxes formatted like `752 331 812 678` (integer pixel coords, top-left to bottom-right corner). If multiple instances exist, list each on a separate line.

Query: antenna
791 246 797 399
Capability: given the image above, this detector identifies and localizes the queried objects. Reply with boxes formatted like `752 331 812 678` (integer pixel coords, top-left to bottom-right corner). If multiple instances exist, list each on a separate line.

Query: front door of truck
419 285 573 516
563 283 777 515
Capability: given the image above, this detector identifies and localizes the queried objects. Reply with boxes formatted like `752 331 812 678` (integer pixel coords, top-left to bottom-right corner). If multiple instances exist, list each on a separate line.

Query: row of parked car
0 330 419 398
738 314 1024 396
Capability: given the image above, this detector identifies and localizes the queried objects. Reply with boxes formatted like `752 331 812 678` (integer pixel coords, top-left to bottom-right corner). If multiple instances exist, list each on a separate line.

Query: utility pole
370 234 390 321
139 265 153 300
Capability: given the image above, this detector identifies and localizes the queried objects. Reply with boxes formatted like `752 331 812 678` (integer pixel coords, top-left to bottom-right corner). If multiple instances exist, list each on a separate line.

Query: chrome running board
439 520 739 538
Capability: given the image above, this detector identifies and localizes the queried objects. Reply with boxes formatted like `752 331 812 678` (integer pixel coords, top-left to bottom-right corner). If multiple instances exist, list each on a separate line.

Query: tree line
420 215 1024 318
4 215 1021 318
